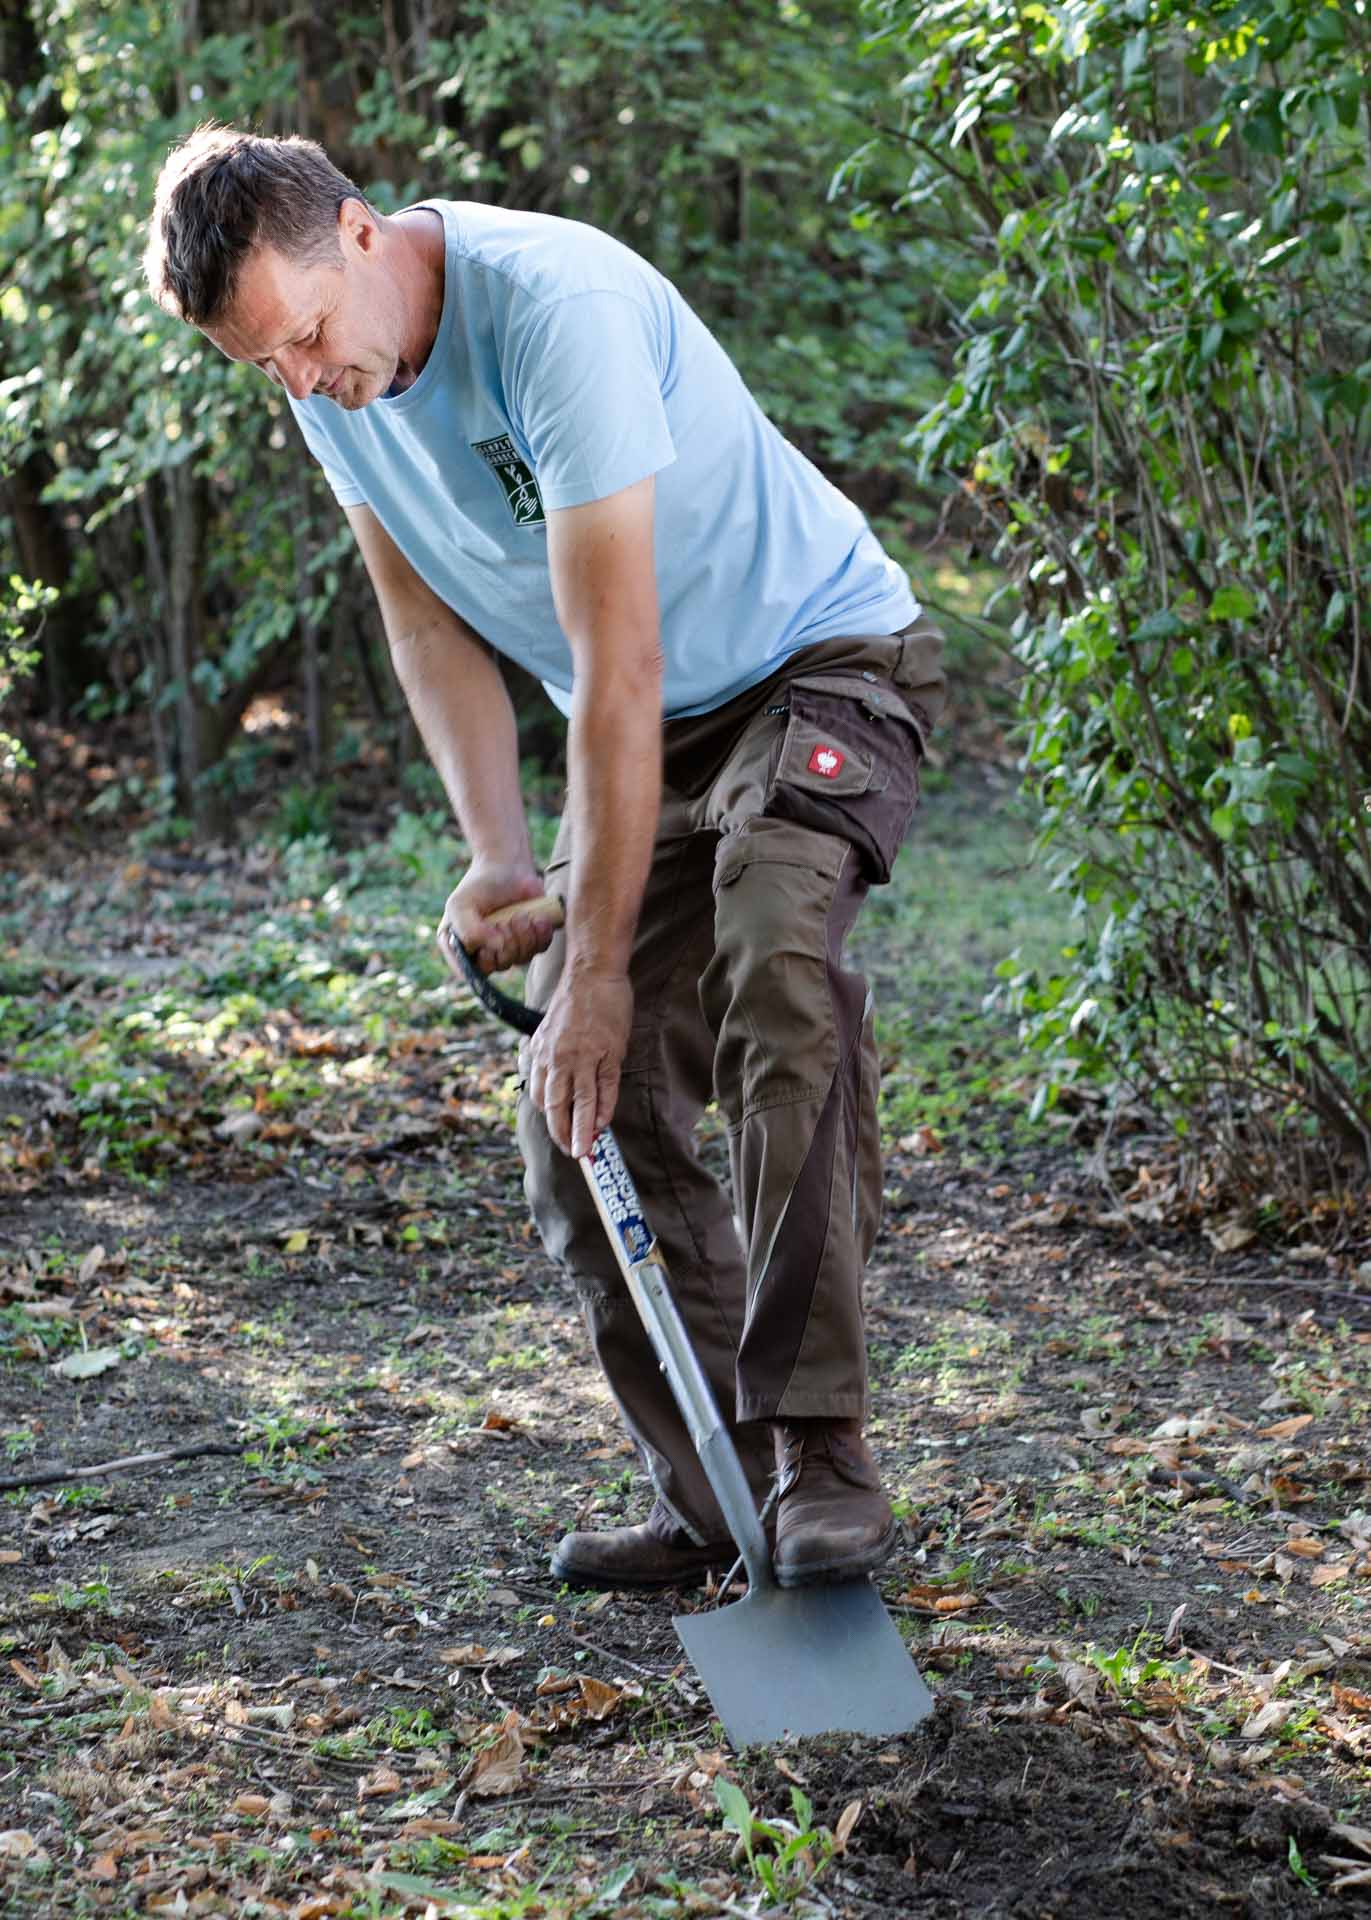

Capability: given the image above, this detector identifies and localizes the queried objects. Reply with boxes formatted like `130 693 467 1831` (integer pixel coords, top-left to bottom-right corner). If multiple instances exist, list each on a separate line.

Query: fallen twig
0 1440 241 1492
1153 1274 1371 1309
567 1631 673 1682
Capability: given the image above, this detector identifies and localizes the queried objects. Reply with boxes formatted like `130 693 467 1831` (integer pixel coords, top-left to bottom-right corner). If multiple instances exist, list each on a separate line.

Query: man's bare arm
344 503 557 972
527 474 663 1159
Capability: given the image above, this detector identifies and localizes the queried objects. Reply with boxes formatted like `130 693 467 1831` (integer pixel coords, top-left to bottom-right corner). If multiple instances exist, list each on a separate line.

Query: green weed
0 1305 82 1365
1287 1835 1319 1895
714 1776 839 1901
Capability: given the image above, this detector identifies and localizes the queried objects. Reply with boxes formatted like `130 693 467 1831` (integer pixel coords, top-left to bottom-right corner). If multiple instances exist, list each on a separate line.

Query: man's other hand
526 970 632 1162
441 868 560 975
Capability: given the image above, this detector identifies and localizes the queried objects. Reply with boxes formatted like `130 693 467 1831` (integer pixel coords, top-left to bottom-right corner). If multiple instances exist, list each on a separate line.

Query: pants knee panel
701 820 850 1122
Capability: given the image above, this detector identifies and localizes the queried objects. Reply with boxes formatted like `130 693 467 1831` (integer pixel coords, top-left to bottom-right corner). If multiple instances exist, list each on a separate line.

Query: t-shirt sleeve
289 400 366 508
505 291 677 512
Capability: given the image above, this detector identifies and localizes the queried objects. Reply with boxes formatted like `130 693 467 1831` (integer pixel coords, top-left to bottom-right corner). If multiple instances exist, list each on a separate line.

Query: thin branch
0 1441 241 1492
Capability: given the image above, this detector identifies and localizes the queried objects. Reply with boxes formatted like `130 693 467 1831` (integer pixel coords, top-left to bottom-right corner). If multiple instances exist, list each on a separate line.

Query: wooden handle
487 893 565 929
441 893 563 1037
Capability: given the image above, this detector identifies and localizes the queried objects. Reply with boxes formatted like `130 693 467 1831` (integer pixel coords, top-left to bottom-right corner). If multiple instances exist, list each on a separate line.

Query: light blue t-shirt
289 201 918 719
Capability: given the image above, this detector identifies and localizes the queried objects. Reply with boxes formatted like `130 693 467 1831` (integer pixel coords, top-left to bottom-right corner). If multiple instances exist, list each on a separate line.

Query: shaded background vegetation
1 0 1367 1227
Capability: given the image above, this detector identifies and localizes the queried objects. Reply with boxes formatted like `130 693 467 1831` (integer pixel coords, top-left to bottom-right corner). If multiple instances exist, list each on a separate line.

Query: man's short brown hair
144 125 372 327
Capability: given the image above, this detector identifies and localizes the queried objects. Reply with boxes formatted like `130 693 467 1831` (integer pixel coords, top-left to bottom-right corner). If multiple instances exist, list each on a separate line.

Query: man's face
204 208 402 410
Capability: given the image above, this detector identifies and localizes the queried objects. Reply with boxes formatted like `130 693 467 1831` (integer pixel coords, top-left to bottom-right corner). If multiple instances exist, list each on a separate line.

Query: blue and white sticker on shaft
588 1133 653 1264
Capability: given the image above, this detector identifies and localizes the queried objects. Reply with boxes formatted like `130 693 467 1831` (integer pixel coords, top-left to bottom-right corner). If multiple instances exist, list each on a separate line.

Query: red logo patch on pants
807 744 845 778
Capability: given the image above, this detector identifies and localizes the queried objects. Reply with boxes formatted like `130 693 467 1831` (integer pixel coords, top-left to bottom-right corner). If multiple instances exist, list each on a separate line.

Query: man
144 126 946 1591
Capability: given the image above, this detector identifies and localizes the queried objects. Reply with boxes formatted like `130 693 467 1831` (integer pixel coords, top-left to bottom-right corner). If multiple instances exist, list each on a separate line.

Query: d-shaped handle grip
439 893 565 1037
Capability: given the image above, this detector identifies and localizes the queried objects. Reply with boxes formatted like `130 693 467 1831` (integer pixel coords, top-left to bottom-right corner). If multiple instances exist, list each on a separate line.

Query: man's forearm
563 652 662 979
387 608 532 877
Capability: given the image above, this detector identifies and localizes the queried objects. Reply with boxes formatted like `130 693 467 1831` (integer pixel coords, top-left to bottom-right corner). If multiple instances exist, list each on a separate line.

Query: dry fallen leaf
1328 1865 1371 1894
1257 1413 1315 1439
438 1644 523 1669
1332 1686 1371 1719
1311 1561 1351 1588
1060 1663 1101 1710
463 1717 525 1798
1240 1700 1291 1740
18 1298 71 1321
577 1675 622 1721
1205 1219 1257 1253
148 1691 177 1730
0 1831 46 1861
1151 1409 1220 1439
358 1766 402 1800
51 1346 122 1380
898 1584 980 1615
77 1244 106 1285
1011 1200 1075 1231
834 1799 863 1851
234 1793 271 1816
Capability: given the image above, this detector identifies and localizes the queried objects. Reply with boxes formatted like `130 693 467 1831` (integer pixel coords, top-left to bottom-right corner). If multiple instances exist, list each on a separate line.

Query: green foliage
713 1775 840 1900
1081 1633 1191 1704
1 432 51 780
1 0 932 822
865 0 1371 1203
0 1303 82 1366
0 572 48 776
273 783 338 844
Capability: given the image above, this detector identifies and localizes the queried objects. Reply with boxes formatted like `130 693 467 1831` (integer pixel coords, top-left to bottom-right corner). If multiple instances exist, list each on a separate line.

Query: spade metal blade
673 1579 935 1749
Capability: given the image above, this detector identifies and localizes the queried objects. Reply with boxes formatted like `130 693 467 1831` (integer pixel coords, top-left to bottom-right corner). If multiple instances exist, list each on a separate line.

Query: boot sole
549 1547 733 1592
772 1520 899 1589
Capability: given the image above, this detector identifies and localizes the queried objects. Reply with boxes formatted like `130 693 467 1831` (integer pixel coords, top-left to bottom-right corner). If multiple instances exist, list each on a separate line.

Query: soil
1 833 1369 1918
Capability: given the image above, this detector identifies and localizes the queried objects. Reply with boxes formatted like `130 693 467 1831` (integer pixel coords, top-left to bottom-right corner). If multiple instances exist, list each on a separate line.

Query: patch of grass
0 1304 82 1366
856 777 1079 1157
25 1570 117 1618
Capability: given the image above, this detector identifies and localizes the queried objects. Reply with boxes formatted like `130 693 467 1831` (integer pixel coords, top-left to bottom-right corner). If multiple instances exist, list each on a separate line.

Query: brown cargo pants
517 622 947 1543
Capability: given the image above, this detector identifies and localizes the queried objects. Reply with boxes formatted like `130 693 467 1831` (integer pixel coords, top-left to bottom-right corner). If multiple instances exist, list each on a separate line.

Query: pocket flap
778 696 875 796
788 673 927 741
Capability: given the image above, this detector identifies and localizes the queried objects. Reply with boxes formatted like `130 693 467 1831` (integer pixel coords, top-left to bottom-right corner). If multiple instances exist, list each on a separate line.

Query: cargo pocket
763 672 925 884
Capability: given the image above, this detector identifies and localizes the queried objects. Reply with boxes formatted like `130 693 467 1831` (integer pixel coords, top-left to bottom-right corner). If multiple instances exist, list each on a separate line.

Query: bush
863 0 1370 1213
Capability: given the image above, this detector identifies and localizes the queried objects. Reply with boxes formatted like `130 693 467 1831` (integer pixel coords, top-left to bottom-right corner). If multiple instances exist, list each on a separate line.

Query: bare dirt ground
1 815 1369 1917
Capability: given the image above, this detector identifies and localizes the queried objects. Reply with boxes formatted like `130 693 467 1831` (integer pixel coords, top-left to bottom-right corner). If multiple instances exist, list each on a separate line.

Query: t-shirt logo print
808 744 845 778
472 435 546 527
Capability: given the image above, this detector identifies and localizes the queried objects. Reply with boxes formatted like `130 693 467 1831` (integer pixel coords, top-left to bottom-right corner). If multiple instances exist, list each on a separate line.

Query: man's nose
273 348 320 401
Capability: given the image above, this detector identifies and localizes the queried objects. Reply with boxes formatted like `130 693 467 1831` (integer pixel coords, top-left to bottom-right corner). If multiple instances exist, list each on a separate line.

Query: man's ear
338 196 377 257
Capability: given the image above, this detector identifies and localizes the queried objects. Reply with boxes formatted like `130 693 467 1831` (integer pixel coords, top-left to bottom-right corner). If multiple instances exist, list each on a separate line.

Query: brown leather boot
771 1420 897 1587
551 1498 740 1590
